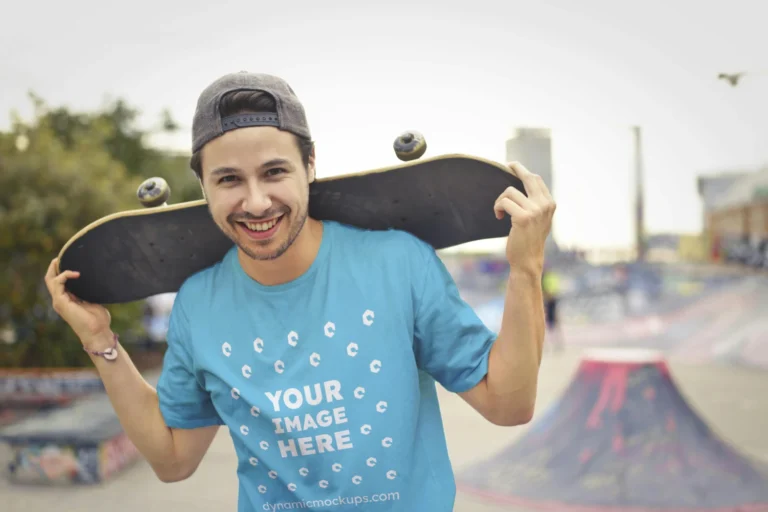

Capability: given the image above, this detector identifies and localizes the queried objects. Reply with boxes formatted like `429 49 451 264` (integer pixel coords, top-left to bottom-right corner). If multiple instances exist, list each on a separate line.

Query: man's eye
266 168 286 177
218 175 237 184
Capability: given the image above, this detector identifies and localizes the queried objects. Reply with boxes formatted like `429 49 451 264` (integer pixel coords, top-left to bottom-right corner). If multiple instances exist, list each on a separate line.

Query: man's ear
307 144 317 184
198 178 207 200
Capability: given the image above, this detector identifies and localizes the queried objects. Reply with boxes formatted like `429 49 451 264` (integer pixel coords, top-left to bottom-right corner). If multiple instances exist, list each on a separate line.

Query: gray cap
191 71 311 153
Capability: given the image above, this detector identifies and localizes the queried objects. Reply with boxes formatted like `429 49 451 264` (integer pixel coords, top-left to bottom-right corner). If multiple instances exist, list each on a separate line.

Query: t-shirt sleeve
156 291 223 429
411 239 498 393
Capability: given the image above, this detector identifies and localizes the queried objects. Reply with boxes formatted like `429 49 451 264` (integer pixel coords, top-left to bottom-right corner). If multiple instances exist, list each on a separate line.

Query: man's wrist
82 331 117 353
508 265 543 283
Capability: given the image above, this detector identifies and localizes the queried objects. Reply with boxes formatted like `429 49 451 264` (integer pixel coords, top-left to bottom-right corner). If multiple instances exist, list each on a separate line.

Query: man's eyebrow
210 166 240 177
209 159 293 177
260 158 292 169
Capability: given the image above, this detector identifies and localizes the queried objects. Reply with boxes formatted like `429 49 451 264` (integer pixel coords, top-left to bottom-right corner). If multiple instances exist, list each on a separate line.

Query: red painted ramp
457 349 768 511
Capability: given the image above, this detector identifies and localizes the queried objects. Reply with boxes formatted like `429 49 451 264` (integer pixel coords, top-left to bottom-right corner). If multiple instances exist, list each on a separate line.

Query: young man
45 71 555 511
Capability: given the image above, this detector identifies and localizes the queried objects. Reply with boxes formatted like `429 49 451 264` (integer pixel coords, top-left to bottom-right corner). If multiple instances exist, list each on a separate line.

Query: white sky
2 0 766 252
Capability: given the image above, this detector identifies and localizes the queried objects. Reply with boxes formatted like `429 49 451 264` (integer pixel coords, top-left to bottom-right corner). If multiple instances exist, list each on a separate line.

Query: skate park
3 257 768 512
3 209 768 511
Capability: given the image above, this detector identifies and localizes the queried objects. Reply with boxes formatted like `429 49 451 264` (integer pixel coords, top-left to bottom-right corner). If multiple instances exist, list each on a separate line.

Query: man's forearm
484 268 545 422
86 334 183 479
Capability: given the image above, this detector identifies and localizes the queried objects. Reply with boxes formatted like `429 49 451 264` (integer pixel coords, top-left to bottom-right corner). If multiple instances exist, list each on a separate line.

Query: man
45 71 555 511
542 266 564 352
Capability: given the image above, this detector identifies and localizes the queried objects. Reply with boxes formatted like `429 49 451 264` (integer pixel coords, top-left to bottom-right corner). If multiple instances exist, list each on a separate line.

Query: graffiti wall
0 369 104 406
1 392 142 484
7 432 140 485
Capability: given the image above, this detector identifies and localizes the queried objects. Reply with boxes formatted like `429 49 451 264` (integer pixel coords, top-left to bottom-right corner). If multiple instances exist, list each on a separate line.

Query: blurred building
698 171 752 212
506 127 558 255
698 167 768 266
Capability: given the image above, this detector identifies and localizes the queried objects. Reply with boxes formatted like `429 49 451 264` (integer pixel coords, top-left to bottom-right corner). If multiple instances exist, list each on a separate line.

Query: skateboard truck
393 130 427 161
136 177 170 208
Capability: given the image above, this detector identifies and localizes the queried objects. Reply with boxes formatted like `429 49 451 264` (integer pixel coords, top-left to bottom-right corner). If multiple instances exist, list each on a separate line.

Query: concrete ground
3 345 768 511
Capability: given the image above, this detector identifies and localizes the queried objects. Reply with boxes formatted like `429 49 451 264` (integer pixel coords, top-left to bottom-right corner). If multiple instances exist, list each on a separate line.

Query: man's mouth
236 214 285 240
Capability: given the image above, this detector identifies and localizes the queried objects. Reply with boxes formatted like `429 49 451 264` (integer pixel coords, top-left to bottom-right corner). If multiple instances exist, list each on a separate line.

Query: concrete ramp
457 349 768 511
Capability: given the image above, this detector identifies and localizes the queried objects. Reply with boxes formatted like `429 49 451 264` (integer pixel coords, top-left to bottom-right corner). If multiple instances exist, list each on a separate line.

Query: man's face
199 126 315 261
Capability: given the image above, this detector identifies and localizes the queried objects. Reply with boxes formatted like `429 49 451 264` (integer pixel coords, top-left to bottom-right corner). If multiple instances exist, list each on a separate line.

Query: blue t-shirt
156 220 497 511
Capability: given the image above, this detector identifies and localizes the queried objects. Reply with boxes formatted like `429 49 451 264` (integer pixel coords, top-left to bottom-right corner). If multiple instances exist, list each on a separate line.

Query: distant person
542 266 564 352
44 71 556 511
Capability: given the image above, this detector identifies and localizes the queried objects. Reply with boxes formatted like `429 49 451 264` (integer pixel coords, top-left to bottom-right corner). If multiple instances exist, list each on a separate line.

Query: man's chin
225 209 307 263
237 239 289 261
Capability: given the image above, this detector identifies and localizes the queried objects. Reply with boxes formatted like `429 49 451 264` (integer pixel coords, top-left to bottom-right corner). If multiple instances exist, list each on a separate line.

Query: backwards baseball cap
191 71 311 154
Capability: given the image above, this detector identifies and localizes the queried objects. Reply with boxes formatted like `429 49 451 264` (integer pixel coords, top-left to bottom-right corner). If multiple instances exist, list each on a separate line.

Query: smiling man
45 71 556 511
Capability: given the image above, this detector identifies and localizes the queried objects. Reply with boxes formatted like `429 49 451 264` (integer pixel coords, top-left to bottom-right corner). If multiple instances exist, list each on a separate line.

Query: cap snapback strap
221 112 279 132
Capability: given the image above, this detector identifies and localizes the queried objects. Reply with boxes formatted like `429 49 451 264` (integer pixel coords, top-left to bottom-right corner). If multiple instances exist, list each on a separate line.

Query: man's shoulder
174 246 236 304
329 221 433 259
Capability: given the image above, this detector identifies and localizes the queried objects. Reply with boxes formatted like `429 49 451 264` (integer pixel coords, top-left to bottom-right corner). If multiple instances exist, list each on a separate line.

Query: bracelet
84 333 119 361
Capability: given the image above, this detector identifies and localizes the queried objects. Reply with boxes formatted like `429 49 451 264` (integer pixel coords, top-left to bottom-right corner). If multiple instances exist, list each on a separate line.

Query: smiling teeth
245 217 280 232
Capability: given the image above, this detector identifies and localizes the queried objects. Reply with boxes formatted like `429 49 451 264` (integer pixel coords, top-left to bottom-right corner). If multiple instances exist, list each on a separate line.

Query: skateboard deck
57 154 525 304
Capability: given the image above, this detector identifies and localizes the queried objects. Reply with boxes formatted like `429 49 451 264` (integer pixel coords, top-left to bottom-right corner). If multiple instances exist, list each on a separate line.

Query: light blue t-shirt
156 220 497 511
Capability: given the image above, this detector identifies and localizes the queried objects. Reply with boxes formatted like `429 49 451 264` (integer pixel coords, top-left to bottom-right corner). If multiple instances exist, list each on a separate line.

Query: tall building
505 127 558 254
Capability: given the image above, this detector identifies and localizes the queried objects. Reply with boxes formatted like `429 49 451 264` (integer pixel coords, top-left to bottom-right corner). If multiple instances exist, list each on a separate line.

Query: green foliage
0 93 198 368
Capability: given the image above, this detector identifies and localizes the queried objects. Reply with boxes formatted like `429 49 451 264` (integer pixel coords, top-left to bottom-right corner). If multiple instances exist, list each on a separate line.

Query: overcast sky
2 0 766 252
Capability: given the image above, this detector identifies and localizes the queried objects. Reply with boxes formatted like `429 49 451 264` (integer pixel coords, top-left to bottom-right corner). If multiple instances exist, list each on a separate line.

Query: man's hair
189 90 314 179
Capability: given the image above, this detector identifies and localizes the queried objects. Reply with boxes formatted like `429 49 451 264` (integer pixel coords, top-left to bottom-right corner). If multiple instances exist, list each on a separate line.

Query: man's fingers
506 162 557 219
45 259 64 297
496 185 535 209
494 197 527 220
47 260 80 304
507 161 555 201
54 270 80 286
44 259 79 282
507 161 539 196
494 181 556 226
45 258 57 283
66 292 84 305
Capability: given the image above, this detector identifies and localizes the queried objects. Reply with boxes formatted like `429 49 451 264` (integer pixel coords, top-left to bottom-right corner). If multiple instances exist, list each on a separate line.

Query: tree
0 93 199 368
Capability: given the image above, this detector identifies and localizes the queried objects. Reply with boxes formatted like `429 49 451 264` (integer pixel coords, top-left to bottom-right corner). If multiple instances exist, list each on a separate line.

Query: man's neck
237 218 324 286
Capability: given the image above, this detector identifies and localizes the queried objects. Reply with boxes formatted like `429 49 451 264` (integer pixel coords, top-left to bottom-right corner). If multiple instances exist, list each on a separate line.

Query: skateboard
56 132 526 304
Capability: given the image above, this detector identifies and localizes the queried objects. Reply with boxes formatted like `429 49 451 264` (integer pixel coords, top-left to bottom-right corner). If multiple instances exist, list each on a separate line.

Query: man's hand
44 258 114 351
458 161 554 426
493 162 556 273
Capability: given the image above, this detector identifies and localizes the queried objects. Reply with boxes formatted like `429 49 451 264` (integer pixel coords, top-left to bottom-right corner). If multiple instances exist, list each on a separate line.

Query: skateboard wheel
393 131 427 161
137 177 170 207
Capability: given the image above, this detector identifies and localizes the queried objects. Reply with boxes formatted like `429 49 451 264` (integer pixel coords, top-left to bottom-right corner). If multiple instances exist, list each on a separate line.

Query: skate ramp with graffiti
636 275 768 368
456 349 768 511
472 260 747 325
0 390 141 484
559 273 768 369
467 260 768 369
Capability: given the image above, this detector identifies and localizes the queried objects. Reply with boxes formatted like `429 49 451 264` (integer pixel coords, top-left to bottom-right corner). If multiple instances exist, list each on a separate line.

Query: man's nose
241 182 272 215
